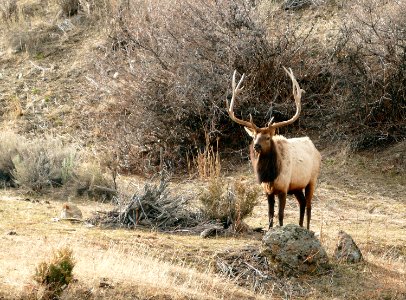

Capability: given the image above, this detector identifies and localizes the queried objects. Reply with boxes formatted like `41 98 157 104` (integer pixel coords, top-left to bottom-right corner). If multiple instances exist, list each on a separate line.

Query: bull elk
226 67 321 230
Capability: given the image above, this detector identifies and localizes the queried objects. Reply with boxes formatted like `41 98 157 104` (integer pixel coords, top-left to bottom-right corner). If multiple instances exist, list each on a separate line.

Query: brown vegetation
0 0 404 174
0 1 405 299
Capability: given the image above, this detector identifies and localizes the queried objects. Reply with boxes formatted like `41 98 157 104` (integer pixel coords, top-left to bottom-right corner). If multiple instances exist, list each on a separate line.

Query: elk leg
277 193 287 226
294 191 306 227
305 183 316 230
267 193 275 228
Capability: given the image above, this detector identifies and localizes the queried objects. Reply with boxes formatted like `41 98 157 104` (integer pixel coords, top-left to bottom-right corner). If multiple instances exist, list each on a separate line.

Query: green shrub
199 177 260 231
33 247 75 299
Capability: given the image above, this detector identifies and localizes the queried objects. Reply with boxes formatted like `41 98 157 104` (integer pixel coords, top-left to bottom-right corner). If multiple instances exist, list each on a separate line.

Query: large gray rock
261 224 329 275
334 230 363 263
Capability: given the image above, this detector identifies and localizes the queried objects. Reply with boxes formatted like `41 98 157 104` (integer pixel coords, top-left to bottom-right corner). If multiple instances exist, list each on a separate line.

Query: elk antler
226 70 260 131
269 67 303 129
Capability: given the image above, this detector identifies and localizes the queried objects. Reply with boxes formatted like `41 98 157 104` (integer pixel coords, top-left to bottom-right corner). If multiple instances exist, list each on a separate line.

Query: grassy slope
0 151 405 299
0 1 405 299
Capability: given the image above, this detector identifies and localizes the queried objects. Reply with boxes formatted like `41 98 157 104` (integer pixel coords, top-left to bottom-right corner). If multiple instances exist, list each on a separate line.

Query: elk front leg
305 183 316 230
277 193 287 226
294 191 306 227
267 193 275 229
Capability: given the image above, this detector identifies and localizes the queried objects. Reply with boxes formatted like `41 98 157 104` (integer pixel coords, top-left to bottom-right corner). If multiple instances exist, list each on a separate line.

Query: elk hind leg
305 183 316 230
294 191 306 227
277 193 287 226
267 193 275 229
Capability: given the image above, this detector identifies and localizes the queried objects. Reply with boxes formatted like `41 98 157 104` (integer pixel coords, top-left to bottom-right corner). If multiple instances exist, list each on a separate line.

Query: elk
226 67 321 230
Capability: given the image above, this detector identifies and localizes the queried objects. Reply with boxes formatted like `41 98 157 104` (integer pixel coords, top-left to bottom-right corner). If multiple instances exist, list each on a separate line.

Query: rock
334 231 363 263
261 224 329 276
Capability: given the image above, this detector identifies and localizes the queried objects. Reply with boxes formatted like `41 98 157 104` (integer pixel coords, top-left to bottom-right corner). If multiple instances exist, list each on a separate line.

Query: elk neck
250 138 280 184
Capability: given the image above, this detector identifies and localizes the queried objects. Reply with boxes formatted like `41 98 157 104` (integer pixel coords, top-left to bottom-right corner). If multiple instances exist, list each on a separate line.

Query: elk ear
244 127 256 138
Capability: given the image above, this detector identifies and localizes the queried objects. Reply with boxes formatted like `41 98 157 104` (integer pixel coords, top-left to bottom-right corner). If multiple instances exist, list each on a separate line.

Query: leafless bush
334 0 406 149
90 0 328 174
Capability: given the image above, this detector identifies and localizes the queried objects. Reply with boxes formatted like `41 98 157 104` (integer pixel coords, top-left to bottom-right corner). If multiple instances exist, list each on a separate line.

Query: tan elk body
227 67 321 229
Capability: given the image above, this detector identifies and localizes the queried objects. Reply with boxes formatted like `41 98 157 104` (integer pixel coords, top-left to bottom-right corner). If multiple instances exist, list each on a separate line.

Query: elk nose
254 144 261 152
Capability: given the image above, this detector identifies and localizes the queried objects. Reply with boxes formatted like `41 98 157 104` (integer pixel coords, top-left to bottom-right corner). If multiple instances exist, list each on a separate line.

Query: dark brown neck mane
250 140 279 184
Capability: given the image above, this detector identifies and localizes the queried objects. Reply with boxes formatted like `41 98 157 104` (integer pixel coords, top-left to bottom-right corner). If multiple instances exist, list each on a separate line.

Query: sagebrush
0 131 114 197
12 136 77 192
199 178 260 231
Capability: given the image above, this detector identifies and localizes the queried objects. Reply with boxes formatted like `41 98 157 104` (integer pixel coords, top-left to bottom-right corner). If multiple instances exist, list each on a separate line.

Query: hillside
0 1 405 299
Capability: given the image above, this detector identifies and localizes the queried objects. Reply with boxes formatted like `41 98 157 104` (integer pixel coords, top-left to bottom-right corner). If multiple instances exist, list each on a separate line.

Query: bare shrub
334 0 406 149
199 178 260 231
89 0 330 174
12 136 77 192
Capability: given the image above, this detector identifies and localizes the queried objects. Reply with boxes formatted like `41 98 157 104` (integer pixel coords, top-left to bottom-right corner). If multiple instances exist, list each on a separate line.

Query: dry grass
1 148 405 299
0 192 263 300
0 1 405 299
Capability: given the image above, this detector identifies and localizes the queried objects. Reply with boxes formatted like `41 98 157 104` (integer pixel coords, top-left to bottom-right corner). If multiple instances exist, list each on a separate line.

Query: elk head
226 67 303 155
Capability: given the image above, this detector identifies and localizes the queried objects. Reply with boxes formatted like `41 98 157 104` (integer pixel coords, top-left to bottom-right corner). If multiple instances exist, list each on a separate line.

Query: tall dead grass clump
194 135 221 180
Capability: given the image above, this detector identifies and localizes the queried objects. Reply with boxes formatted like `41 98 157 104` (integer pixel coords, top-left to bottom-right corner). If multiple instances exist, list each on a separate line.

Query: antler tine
266 116 275 127
227 70 259 131
228 70 245 113
270 67 303 129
